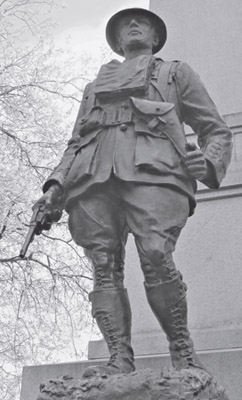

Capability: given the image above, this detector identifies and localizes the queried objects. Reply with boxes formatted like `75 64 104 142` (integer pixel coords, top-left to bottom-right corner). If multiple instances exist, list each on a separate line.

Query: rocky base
37 368 229 400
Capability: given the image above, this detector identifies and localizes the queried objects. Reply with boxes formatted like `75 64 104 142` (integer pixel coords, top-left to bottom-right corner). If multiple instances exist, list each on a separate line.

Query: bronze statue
34 8 232 378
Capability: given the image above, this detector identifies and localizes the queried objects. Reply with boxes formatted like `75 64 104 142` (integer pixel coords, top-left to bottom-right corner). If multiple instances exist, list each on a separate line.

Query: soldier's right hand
32 184 64 230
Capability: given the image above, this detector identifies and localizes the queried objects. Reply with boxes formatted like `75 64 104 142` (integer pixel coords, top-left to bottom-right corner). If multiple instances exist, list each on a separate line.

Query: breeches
68 177 190 289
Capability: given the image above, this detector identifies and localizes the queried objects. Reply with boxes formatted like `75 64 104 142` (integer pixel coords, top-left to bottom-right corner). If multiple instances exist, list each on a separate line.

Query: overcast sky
53 0 149 56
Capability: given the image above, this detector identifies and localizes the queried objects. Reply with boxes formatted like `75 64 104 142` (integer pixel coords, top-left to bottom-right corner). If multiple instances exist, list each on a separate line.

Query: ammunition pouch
79 106 133 136
130 97 187 158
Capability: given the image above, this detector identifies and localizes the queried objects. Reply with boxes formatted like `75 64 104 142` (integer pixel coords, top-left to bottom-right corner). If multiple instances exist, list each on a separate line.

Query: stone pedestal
21 349 241 400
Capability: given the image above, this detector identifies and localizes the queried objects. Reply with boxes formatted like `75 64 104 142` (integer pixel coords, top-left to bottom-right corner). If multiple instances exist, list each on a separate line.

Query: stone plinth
20 350 242 400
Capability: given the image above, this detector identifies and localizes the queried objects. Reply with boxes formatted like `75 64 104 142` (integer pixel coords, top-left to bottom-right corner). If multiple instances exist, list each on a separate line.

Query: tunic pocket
65 130 101 187
135 133 180 173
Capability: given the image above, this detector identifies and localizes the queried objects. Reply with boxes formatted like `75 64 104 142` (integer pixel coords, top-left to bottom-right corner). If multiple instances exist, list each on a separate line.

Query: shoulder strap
150 59 183 121
153 60 179 101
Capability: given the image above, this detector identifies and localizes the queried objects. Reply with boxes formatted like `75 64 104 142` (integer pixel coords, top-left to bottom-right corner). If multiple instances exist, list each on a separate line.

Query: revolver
19 204 50 258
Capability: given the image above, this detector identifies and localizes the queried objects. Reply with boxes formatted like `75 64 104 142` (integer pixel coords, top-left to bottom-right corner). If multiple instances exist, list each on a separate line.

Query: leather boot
82 287 135 378
145 276 204 370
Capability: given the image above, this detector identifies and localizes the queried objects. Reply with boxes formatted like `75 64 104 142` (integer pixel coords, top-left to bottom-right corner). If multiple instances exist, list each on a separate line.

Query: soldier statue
34 8 232 378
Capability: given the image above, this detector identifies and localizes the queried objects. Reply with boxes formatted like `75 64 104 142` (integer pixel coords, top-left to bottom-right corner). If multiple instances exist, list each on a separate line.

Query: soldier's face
116 14 159 55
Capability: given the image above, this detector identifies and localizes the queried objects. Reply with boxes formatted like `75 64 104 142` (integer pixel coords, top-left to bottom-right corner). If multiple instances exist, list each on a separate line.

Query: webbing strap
150 60 180 101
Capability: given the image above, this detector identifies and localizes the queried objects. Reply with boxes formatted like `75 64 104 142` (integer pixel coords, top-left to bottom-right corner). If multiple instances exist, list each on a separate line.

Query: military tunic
43 56 232 287
44 56 232 215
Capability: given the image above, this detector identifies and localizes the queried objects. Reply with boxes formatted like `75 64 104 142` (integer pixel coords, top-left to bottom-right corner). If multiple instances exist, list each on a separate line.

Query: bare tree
0 1 107 399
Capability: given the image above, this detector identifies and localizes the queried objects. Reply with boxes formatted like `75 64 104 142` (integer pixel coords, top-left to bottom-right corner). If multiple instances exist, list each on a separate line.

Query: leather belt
103 107 133 126
80 106 133 136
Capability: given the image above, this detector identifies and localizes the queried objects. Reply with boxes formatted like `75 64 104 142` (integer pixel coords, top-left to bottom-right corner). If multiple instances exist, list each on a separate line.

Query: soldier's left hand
184 144 208 180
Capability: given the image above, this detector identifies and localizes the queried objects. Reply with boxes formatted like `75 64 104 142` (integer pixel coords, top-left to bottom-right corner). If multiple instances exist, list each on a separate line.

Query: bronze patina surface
37 369 229 400
33 6 232 393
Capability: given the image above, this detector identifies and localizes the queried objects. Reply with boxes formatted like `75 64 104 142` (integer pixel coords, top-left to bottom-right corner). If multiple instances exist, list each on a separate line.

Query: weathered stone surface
37 368 229 400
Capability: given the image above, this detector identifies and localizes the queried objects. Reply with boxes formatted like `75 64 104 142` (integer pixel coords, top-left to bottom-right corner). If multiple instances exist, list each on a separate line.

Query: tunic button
120 123 128 131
